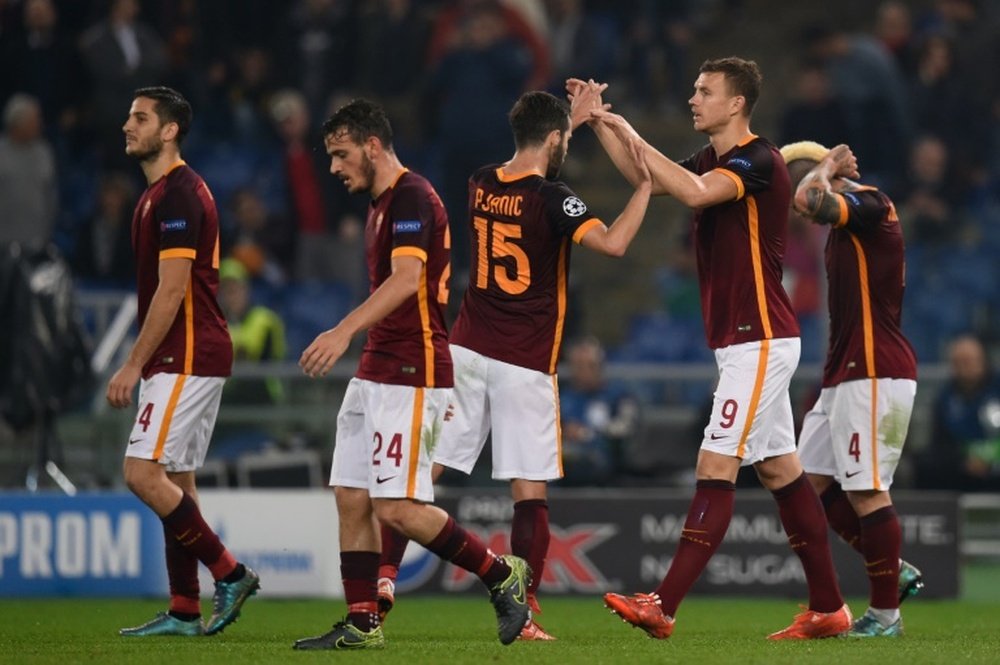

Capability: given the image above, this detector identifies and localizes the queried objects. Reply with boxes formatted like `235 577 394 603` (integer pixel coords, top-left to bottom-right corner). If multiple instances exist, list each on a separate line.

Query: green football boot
119 611 203 637
204 565 261 635
898 559 924 604
847 610 904 637
293 620 386 650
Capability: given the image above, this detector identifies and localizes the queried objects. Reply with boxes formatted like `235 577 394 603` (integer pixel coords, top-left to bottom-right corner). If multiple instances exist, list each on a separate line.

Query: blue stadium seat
280 280 355 357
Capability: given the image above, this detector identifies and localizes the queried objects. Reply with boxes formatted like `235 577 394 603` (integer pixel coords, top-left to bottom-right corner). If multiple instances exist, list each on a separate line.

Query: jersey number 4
473 216 531 295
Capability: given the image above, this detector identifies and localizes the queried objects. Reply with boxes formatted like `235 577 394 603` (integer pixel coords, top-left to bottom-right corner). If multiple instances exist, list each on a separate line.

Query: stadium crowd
1 0 998 490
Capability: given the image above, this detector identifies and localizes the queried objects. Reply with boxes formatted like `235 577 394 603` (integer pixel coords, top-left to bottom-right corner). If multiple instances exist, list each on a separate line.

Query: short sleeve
841 188 893 231
542 182 602 243
156 182 203 260
388 182 438 263
714 141 773 200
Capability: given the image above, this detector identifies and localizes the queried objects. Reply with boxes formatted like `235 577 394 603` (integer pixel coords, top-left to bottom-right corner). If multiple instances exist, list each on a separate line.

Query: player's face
546 128 571 180
689 72 739 134
123 96 174 161
326 129 376 194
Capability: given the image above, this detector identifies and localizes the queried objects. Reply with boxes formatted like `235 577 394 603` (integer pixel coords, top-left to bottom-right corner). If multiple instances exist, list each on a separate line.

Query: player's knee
372 498 414 531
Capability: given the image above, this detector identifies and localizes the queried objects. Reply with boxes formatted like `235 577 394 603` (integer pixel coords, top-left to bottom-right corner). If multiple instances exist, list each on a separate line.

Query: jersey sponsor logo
562 196 587 217
727 157 752 171
393 220 422 233
160 219 187 232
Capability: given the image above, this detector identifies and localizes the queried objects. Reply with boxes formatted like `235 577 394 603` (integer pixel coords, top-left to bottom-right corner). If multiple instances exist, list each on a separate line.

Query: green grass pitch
1 595 998 664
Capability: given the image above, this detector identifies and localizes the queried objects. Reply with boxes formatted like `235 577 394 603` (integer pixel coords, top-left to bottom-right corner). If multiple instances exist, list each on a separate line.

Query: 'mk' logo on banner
442 524 617 592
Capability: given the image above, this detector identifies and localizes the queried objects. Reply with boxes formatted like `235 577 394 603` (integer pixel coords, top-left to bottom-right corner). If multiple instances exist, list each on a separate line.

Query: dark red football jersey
356 169 453 388
131 162 232 378
450 165 603 374
821 186 917 387
679 136 800 349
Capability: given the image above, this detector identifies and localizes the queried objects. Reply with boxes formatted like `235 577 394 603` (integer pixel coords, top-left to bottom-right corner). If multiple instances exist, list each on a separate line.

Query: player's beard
359 151 377 191
546 141 566 180
127 135 164 163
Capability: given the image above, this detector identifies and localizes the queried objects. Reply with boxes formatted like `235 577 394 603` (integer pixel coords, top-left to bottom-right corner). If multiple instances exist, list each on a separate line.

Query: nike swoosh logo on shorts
710 433 726 440
376 476 398 484
845 470 862 478
129 438 142 445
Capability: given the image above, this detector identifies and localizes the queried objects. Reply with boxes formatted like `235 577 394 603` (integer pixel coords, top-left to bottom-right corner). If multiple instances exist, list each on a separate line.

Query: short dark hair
321 98 393 149
134 86 192 143
508 91 570 149
699 57 762 116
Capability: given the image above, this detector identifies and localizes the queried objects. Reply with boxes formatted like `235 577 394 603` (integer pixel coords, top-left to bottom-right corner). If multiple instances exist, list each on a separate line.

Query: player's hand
825 144 859 180
626 137 651 187
300 326 351 378
567 78 610 129
589 109 641 144
106 362 142 409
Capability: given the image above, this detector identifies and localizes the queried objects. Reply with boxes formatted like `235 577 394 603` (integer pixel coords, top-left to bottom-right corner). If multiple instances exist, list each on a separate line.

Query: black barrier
395 489 959 599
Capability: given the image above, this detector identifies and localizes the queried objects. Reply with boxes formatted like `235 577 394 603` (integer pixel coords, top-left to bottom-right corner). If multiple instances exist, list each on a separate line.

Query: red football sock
820 484 863 554
163 523 200 615
655 479 735 617
379 524 410 582
772 473 844 613
511 499 549 598
341 551 380 631
859 506 902 610
161 492 237 581
425 516 509 588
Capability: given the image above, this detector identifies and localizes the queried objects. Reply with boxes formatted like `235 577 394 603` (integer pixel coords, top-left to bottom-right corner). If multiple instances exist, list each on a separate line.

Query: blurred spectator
875 0 918 75
355 0 435 146
0 0 83 139
803 22 911 188
621 0 694 114
544 0 614 92
558 337 641 485
0 94 57 251
72 171 135 285
79 0 167 168
896 135 966 244
224 187 294 287
919 335 1000 490
269 89 364 289
427 0 550 91
275 0 358 122
778 58 851 150
425 1 533 279
908 34 968 180
218 257 288 405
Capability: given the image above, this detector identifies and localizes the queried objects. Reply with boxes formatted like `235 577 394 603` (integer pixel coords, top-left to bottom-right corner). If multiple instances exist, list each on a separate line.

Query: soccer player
108 86 259 637
781 140 921 637
581 58 852 640
292 99 530 650
377 89 652 641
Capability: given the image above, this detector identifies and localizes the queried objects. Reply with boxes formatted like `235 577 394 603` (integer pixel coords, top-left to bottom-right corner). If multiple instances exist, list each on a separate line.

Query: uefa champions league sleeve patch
562 196 587 217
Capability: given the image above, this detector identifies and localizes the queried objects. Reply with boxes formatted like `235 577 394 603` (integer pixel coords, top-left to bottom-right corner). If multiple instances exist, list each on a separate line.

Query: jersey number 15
473 216 531 295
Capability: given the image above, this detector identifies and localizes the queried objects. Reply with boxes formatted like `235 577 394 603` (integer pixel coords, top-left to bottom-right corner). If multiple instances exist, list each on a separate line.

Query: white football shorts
433 344 563 481
701 337 800 465
330 378 452 501
798 377 916 491
125 373 225 473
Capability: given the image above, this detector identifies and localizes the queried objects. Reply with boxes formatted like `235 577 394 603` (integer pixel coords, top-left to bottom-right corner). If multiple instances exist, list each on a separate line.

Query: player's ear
545 128 562 148
161 121 179 143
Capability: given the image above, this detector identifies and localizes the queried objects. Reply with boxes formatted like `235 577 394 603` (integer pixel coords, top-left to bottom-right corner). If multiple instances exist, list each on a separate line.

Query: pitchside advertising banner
0 489 958 598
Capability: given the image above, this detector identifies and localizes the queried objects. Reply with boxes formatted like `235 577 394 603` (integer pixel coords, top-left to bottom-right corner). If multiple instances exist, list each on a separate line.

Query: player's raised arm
579 138 652 257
